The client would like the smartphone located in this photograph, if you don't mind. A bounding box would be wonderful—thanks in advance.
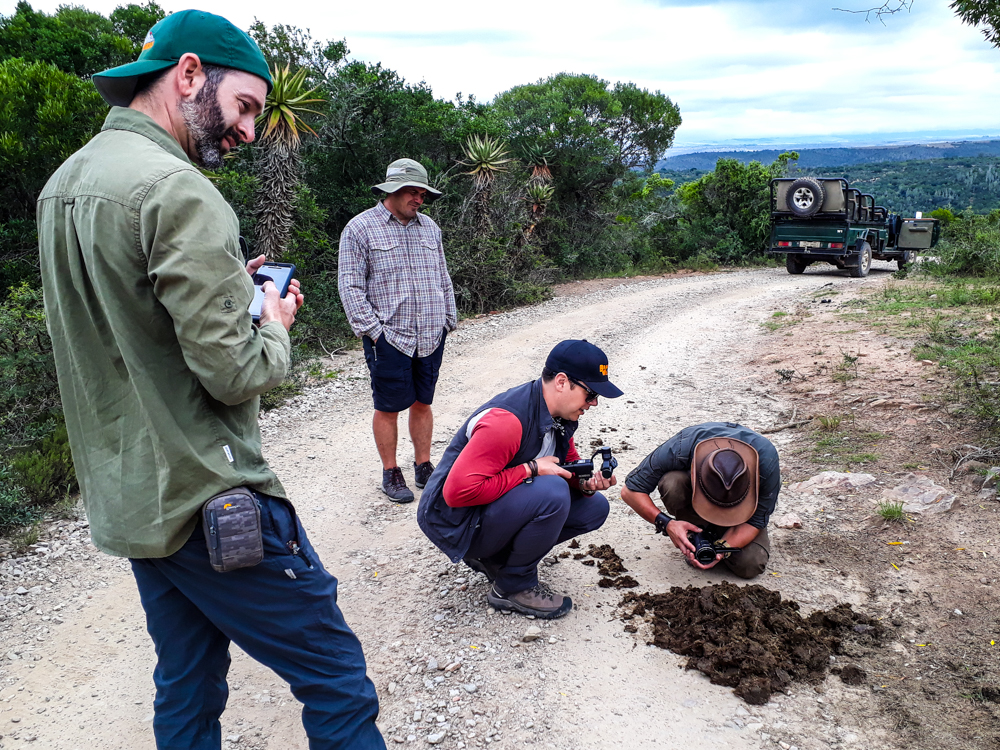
[249,262,296,321]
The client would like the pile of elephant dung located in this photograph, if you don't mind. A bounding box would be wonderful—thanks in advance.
[599,575,638,589]
[562,542,638,588]
[620,582,883,705]
[586,543,628,576]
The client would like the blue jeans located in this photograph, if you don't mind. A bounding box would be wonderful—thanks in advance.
[465,476,610,593]
[130,494,385,750]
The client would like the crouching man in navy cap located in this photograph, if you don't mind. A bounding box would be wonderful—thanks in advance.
[417,340,623,619]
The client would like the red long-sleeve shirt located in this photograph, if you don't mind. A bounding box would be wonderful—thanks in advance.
[442,409,580,508]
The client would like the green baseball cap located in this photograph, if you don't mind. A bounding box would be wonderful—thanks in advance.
[372,158,443,202]
[92,9,272,107]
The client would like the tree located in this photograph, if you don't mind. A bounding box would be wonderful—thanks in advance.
[951,0,1000,47]
[0,57,108,294]
[672,152,799,262]
[110,2,167,57]
[493,73,681,270]
[248,19,346,80]
[0,2,161,77]
[839,1,1000,47]
[252,65,324,259]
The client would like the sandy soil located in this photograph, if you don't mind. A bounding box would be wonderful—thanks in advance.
[0,262,989,750]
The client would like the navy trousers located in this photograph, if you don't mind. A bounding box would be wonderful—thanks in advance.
[465,476,610,593]
[130,494,385,750]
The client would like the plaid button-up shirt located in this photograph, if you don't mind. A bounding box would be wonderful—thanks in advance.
[338,201,458,358]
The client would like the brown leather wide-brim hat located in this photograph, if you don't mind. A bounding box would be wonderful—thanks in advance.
[691,437,759,527]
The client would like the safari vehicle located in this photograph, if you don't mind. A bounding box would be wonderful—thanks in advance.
[768,177,940,277]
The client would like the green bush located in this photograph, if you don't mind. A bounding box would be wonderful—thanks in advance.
[0,282,61,449]
[0,463,42,532]
[922,210,1000,278]
[10,422,76,504]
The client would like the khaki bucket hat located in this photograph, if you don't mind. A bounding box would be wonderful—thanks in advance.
[371,158,443,202]
[690,437,759,527]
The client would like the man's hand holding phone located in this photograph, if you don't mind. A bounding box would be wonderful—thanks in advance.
[245,255,302,331]
[260,277,302,331]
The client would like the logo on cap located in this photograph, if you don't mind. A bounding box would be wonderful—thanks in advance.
[142,31,155,52]
[600,364,608,376]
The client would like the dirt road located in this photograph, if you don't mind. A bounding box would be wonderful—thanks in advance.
[0,266,901,750]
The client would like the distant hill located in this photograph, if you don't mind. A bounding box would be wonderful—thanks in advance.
[657,140,1000,172]
[658,155,1000,216]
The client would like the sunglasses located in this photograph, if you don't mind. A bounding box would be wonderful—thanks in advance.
[568,376,599,403]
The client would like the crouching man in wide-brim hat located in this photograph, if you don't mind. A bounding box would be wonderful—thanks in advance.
[620,422,780,578]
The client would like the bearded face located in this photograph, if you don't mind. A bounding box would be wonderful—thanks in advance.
[178,69,237,170]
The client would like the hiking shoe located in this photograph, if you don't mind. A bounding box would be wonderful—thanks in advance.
[381,467,414,504]
[414,461,435,489]
[487,582,572,620]
[463,556,501,583]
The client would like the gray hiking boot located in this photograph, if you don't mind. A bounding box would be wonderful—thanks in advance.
[414,460,435,489]
[487,581,572,619]
[382,467,414,504]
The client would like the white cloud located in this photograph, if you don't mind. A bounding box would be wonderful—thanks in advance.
[4,0,998,145]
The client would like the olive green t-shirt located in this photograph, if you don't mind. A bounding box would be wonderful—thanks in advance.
[37,107,289,558]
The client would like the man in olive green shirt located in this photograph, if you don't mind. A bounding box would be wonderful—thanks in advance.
[37,11,384,750]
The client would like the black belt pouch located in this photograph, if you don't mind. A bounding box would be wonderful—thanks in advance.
[201,487,264,573]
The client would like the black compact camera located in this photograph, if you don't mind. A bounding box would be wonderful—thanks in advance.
[689,528,742,564]
[559,446,617,481]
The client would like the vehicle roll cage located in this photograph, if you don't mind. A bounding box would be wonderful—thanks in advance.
[770,178,885,224]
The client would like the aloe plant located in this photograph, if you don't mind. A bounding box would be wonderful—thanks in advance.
[253,65,324,259]
[521,143,554,184]
[526,182,554,216]
[460,134,512,235]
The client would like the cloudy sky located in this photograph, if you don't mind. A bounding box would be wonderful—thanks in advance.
[6,0,999,148]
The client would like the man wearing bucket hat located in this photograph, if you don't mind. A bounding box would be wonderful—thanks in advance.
[620,423,780,578]
[417,340,622,618]
[339,159,458,504]
[37,9,384,749]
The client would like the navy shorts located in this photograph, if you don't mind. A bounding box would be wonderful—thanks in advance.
[362,331,446,413]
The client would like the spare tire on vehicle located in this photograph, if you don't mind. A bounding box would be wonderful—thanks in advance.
[787,178,826,218]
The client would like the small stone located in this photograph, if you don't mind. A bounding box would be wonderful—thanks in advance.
[981,578,990,585]
[522,626,542,642]
[388,682,397,695]
[779,742,791,750]
[225,734,242,743]
[12,716,21,723]
[444,662,461,672]
[427,732,446,745]
[15,586,28,595]
[547,637,557,644]
[463,683,478,693]
[774,513,802,530]
[954,609,963,616]
[427,658,439,671]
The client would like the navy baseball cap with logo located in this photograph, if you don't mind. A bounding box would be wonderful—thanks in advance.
[545,340,624,399]
[91,9,273,107]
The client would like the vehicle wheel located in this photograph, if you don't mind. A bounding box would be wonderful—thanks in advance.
[785,254,807,274]
[787,178,826,218]
[897,251,914,270]
[849,241,872,278]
